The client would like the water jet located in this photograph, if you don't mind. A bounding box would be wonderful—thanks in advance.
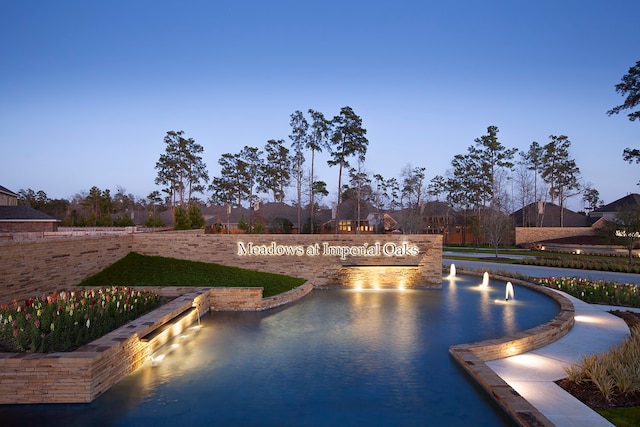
[505,282,514,301]
[479,272,489,288]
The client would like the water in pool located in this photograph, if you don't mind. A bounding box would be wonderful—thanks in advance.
[0,275,559,426]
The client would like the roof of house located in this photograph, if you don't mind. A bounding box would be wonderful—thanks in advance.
[0,185,18,197]
[0,206,58,221]
[592,193,640,213]
[510,201,588,227]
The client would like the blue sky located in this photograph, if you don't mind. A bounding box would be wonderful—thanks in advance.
[2,1,639,211]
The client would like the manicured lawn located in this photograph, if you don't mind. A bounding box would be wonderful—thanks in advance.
[79,252,306,297]
[444,245,640,272]
[598,407,640,427]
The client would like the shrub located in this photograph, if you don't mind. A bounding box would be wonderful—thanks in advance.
[173,206,191,230]
[188,204,205,229]
[563,326,640,400]
[144,216,166,228]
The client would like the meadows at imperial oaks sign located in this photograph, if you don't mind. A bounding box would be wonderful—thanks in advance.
[237,241,420,260]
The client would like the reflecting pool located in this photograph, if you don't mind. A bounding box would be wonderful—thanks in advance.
[0,275,559,426]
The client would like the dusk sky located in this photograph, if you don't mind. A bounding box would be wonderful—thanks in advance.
[2,1,639,211]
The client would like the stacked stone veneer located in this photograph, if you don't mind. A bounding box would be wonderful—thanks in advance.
[0,235,133,305]
[131,233,443,289]
[515,226,594,246]
[449,273,575,427]
[0,232,442,305]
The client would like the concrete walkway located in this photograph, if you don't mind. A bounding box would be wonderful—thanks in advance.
[488,293,638,427]
[445,258,640,426]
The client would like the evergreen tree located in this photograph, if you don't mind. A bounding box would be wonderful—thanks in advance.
[307,109,331,233]
[328,106,368,233]
[540,135,581,226]
[173,205,191,230]
[259,139,291,202]
[289,110,308,233]
[188,204,205,229]
[155,130,209,217]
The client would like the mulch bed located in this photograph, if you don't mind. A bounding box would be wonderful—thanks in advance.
[556,310,640,410]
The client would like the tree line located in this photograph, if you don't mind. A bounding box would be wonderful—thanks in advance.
[17,59,639,235]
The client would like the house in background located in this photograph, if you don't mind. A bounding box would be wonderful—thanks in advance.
[511,201,588,228]
[0,185,18,206]
[0,185,59,234]
[589,193,640,222]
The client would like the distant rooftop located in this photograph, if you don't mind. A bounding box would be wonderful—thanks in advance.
[0,185,18,197]
[0,206,57,221]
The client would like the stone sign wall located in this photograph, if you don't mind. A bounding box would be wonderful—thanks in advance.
[0,232,443,305]
[131,233,443,288]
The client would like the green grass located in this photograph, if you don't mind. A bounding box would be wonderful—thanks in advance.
[598,407,640,427]
[443,245,640,271]
[78,252,306,298]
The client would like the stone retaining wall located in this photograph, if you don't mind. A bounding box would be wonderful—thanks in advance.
[0,235,133,305]
[515,226,594,246]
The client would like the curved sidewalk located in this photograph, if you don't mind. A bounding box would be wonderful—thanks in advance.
[446,259,640,426]
[487,292,637,427]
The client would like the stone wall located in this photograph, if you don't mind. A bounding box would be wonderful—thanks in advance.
[131,233,443,289]
[515,226,594,246]
[206,282,315,311]
[0,232,441,305]
[0,235,133,305]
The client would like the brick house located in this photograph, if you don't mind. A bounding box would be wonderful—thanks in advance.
[0,185,59,233]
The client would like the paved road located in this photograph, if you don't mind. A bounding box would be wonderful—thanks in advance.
[443,257,640,286]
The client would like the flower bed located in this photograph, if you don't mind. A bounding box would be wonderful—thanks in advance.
[533,277,640,308]
[0,287,160,353]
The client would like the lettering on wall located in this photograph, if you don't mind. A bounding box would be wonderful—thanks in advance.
[237,241,420,260]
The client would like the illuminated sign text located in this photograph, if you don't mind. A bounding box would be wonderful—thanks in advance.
[237,241,420,260]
